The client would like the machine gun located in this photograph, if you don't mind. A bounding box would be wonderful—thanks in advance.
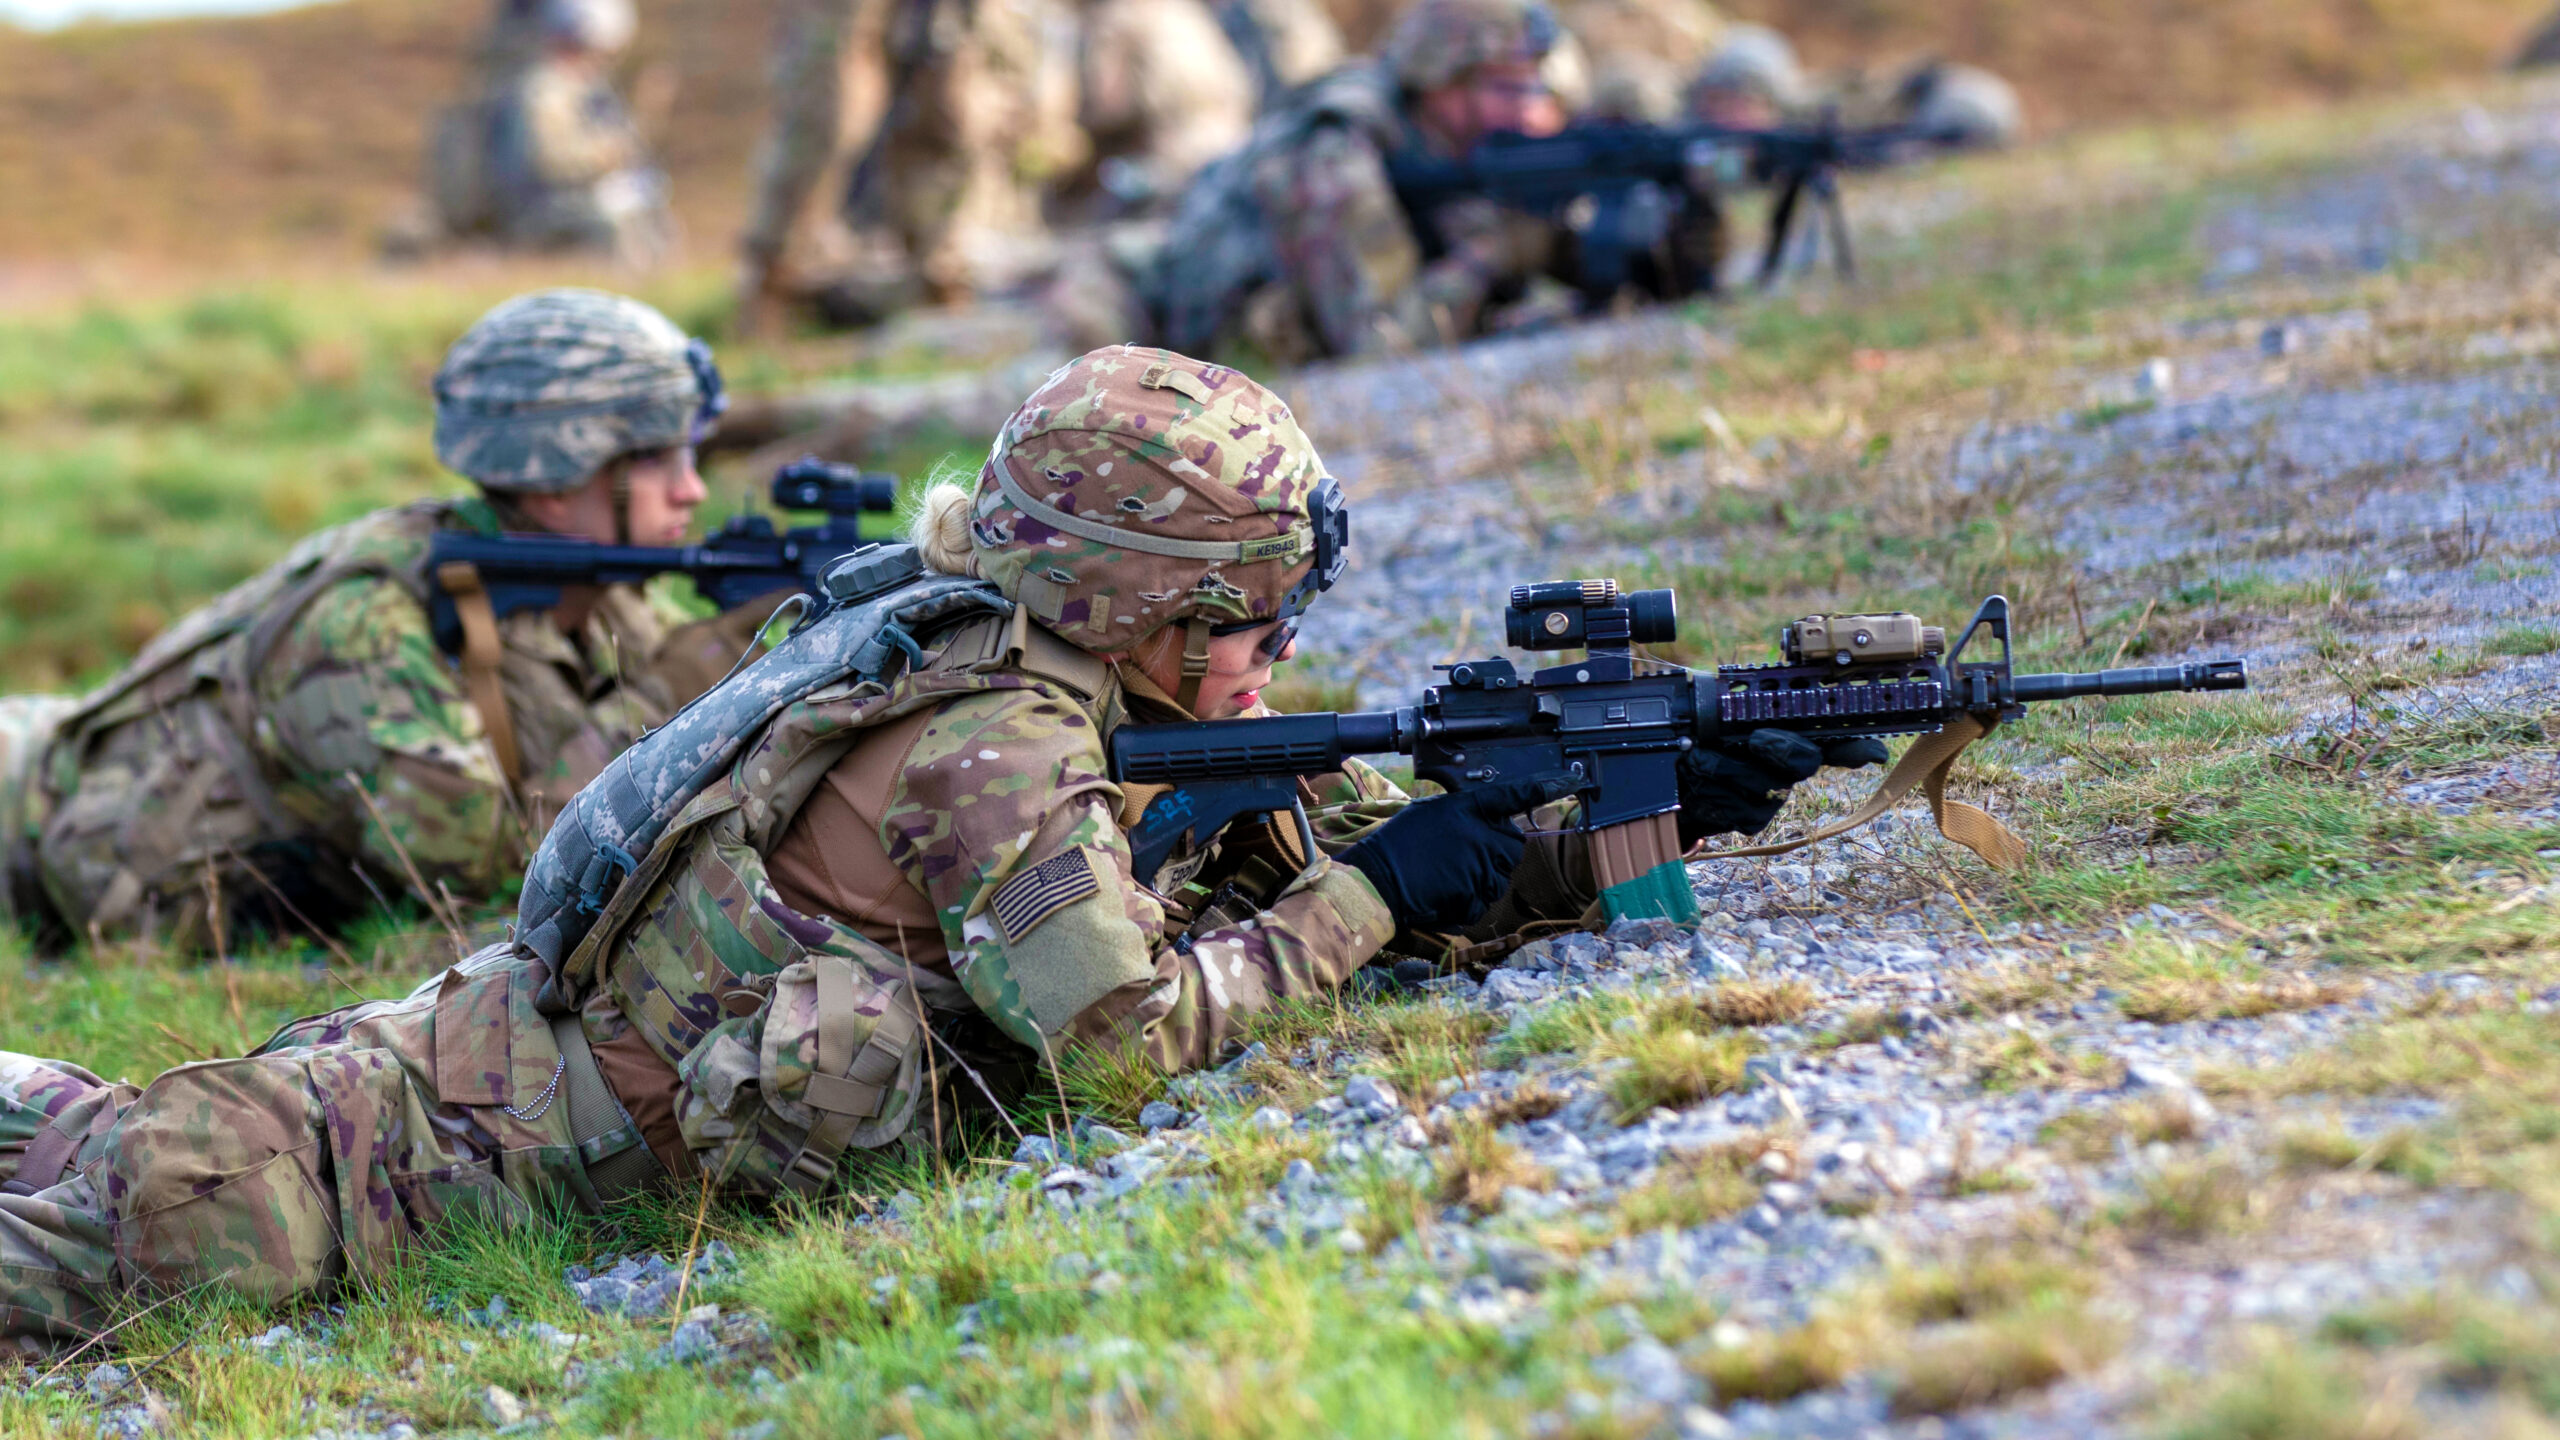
[1109,581,2247,924]
[1385,115,1957,302]
[424,457,899,656]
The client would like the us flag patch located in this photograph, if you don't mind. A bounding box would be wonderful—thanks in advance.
[992,847,1102,943]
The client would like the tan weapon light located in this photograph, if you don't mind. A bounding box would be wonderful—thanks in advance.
[1782,612,1946,666]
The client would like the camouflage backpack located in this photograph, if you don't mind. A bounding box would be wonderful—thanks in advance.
[516,546,1010,986]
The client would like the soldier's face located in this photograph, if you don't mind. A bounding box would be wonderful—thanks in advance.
[523,445,709,546]
[620,445,710,544]
[1133,620,1301,720]
[1420,61,1564,151]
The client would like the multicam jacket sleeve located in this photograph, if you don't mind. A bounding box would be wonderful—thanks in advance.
[880,685,1395,1072]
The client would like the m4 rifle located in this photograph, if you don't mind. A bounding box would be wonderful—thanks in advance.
[425,457,898,656]
[1110,581,2246,924]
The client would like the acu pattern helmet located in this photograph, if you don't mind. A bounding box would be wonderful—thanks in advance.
[1383,0,1562,95]
[1686,22,1806,113]
[432,288,726,494]
[968,345,1347,708]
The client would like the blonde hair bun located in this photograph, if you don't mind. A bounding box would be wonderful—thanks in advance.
[909,480,980,577]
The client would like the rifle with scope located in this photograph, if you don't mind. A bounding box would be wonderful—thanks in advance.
[1109,581,2247,924]
[424,457,899,657]
[1386,114,1962,302]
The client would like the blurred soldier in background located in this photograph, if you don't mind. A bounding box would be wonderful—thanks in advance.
[1213,0,1347,106]
[1880,59,2021,149]
[1683,21,1804,127]
[1684,24,2020,149]
[737,0,1342,335]
[0,291,766,958]
[1552,0,1723,122]
[737,0,1085,332]
[1072,0,1258,219]
[1144,0,1590,364]
[400,0,675,264]
[483,0,676,263]
[2520,6,2560,69]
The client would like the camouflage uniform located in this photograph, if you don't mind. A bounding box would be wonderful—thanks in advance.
[1147,0,1578,363]
[0,947,607,1342]
[0,290,735,955]
[0,347,1399,1340]
[1076,0,1257,213]
[485,61,673,263]
[740,0,1082,317]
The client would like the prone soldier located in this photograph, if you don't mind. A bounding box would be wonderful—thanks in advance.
[0,346,1866,1340]
[1146,0,1596,363]
[407,0,675,264]
[0,290,767,957]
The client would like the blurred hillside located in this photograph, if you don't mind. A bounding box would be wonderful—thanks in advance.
[0,0,775,267]
[0,0,2552,270]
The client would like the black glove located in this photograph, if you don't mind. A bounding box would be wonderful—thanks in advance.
[1676,731,1891,847]
[1338,776,1566,931]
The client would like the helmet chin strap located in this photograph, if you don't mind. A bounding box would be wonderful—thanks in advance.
[1173,615,1215,716]
[608,456,634,545]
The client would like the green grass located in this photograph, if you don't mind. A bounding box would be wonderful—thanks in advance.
[0,277,977,692]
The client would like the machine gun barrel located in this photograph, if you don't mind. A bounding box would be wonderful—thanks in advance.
[2009,659,2248,702]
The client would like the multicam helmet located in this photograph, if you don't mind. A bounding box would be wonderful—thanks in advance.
[968,346,1348,701]
[1383,0,1562,95]
[432,288,726,494]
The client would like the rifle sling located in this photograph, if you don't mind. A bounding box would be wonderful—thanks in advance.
[1690,712,2027,871]
[434,561,524,789]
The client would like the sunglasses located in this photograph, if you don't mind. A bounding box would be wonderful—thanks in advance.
[1208,615,1301,662]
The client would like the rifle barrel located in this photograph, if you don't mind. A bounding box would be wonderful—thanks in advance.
[2011,659,2248,702]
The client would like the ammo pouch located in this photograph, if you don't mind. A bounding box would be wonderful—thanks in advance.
[676,953,925,1197]
[579,782,933,1197]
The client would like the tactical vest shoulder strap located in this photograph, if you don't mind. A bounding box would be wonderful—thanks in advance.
[520,559,1012,1003]
[936,605,1110,700]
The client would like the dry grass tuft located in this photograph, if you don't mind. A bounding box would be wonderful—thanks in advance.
[1887,1301,2124,1417]
[2119,969,2365,1024]
[1607,1027,1759,1122]
[2111,1155,2263,1244]
[1956,964,2071,1018]
[1435,1116,1551,1215]
[1468,1077,1566,1128]
[1685,979,1818,1029]
[2040,1092,2210,1162]
[1877,1250,2098,1326]
[1810,1005,1910,1051]
[2274,1125,2443,1185]
[1697,1317,1865,1406]
[1969,1027,2125,1093]
[1608,1151,1759,1236]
